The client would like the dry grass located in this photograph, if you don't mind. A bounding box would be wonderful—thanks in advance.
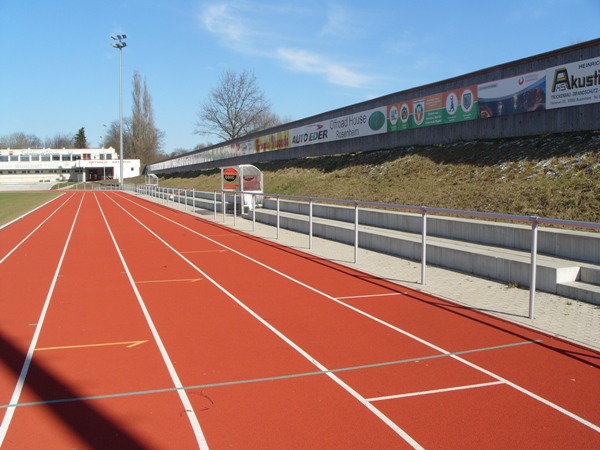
[0,192,62,226]
[143,131,600,224]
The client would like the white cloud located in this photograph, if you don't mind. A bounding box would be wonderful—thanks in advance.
[199,1,377,89]
[200,2,260,53]
[276,47,374,88]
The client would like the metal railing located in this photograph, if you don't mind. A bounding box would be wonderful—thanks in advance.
[135,185,600,320]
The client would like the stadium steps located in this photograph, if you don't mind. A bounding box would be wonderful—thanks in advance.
[250,207,600,305]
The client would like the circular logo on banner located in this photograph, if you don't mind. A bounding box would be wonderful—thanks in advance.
[400,104,409,123]
[223,168,238,182]
[446,92,458,115]
[389,106,398,126]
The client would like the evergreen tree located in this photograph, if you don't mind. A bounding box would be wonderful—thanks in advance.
[73,127,88,148]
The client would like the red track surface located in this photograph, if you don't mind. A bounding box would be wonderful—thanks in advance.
[0,191,598,449]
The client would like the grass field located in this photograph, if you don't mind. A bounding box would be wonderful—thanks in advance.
[0,192,62,226]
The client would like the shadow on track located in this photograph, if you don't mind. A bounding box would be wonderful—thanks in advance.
[0,329,150,449]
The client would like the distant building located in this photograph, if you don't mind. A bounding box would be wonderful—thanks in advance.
[0,147,141,186]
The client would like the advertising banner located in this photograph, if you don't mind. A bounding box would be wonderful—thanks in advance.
[254,130,290,152]
[387,86,478,131]
[477,71,546,118]
[546,56,600,109]
[289,107,388,148]
[221,166,240,191]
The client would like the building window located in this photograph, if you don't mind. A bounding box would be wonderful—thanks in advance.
[62,154,71,161]
[30,154,40,161]
[21,155,30,162]
[9,155,19,161]
[41,155,51,161]
[0,155,8,162]
[52,154,60,161]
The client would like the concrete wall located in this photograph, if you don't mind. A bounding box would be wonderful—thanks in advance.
[150,39,600,174]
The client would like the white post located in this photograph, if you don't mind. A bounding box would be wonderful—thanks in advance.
[222,192,226,222]
[252,193,256,232]
[213,192,217,221]
[309,198,313,250]
[354,202,359,264]
[421,208,427,285]
[276,196,281,240]
[529,220,539,319]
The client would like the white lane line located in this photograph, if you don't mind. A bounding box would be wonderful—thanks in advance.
[94,193,209,450]
[106,193,424,449]
[117,192,600,435]
[0,194,84,447]
[367,381,505,402]
[337,292,405,300]
[0,193,73,265]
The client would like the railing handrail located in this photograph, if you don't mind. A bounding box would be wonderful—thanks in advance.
[135,184,600,320]
[255,191,600,231]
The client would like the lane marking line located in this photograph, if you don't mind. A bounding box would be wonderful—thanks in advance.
[367,381,505,402]
[118,192,600,436]
[0,340,537,411]
[0,193,84,447]
[135,278,203,284]
[0,193,74,265]
[337,292,405,300]
[109,194,424,449]
[95,193,209,450]
[181,249,227,254]
[36,340,148,351]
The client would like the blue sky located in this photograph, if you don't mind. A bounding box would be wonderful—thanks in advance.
[1,0,598,153]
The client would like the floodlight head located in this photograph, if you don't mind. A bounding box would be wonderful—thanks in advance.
[111,34,127,41]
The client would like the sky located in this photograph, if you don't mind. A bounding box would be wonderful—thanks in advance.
[1,0,599,153]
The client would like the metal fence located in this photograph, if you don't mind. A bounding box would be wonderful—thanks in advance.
[135,184,600,320]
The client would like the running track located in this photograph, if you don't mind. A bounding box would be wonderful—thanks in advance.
[0,191,598,449]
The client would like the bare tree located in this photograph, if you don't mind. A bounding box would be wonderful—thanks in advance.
[0,132,42,148]
[103,119,132,155]
[44,133,73,148]
[130,71,164,163]
[195,69,278,141]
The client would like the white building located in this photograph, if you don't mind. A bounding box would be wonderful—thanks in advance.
[0,147,141,186]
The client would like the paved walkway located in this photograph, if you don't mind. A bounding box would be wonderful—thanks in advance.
[142,195,600,352]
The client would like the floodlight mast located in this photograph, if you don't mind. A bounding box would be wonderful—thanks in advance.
[111,34,127,186]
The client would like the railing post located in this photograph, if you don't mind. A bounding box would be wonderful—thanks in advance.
[233,193,237,226]
[276,195,281,240]
[222,192,226,223]
[252,193,256,232]
[309,198,313,250]
[421,207,427,285]
[213,191,217,221]
[354,202,359,264]
[529,218,539,319]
